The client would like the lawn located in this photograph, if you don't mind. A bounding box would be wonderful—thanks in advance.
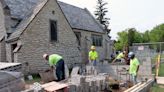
[151,84,164,92]
[151,56,164,92]
[159,63,164,76]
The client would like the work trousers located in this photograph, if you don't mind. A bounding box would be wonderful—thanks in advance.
[55,59,65,81]
[90,60,97,66]
[131,74,137,85]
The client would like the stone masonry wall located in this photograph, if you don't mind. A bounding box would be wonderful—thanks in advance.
[15,0,81,73]
[73,29,111,63]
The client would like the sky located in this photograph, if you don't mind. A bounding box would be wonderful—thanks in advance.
[59,0,164,40]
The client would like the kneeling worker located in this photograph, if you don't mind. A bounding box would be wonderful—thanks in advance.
[43,54,65,81]
[112,51,125,63]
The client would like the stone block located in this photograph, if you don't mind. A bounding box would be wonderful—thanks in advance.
[68,85,76,92]
[65,65,69,79]
[76,85,82,92]
[80,77,86,84]
[71,66,80,77]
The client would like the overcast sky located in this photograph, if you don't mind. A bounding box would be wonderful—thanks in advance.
[59,0,164,40]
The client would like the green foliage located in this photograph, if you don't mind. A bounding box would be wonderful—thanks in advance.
[142,30,150,43]
[149,24,164,42]
[115,30,128,50]
[114,23,164,50]
[115,28,144,50]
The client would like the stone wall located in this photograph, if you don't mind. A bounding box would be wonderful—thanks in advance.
[73,29,111,63]
[9,0,81,73]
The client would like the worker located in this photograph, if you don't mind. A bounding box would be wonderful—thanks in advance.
[112,51,125,63]
[89,46,98,66]
[43,54,65,81]
[128,52,140,85]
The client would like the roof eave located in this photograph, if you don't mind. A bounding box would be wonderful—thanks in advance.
[72,28,105,34]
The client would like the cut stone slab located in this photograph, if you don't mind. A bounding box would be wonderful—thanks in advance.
[156,77,164,84]
[65,65,69,79]
[71,66,80,77]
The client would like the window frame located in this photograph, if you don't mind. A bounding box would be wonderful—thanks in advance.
[74,32,81,46]
[49,20,58,42]
[91,34,103,47]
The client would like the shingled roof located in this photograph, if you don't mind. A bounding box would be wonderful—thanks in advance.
[3,0,43,19]
[7,0,105,42]
[7,0,48,42]
[58,1,104,33]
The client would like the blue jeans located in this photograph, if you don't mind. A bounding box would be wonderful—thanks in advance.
[55,59,65,81]
[90,60,97,66]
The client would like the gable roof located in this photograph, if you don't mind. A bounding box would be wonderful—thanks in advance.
[3,0,44,19]
[6,0,48,42]
[58,1,104,33]
[6,0,105,42]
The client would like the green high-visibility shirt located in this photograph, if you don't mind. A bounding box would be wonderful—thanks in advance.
[89,51,98,60]
[116,52,124,59]
[48,54,62,66]
[129,58,140,76]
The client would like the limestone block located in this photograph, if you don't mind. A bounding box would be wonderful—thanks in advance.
[80,77,86,84]
[68,85,76,92]
[71,66,80,77]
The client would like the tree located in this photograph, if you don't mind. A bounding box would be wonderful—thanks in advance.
[115,28,144,50]
[142,30,150,43]
[115,30,128,51]
[128,28,135,46]
[94,0,110,34]
[149,24,164,42]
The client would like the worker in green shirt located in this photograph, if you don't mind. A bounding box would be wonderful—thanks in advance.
[43,54,65,81]
[112,51,125,63]
[89,46,98,66]
[128,52,140,85]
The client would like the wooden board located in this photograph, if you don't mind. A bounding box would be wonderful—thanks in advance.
[156,77,164,84]
[42,81,68,92]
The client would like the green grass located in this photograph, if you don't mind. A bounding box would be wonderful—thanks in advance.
[152,62,164,77]
[159,63,164,76]
[151,84,164,92]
